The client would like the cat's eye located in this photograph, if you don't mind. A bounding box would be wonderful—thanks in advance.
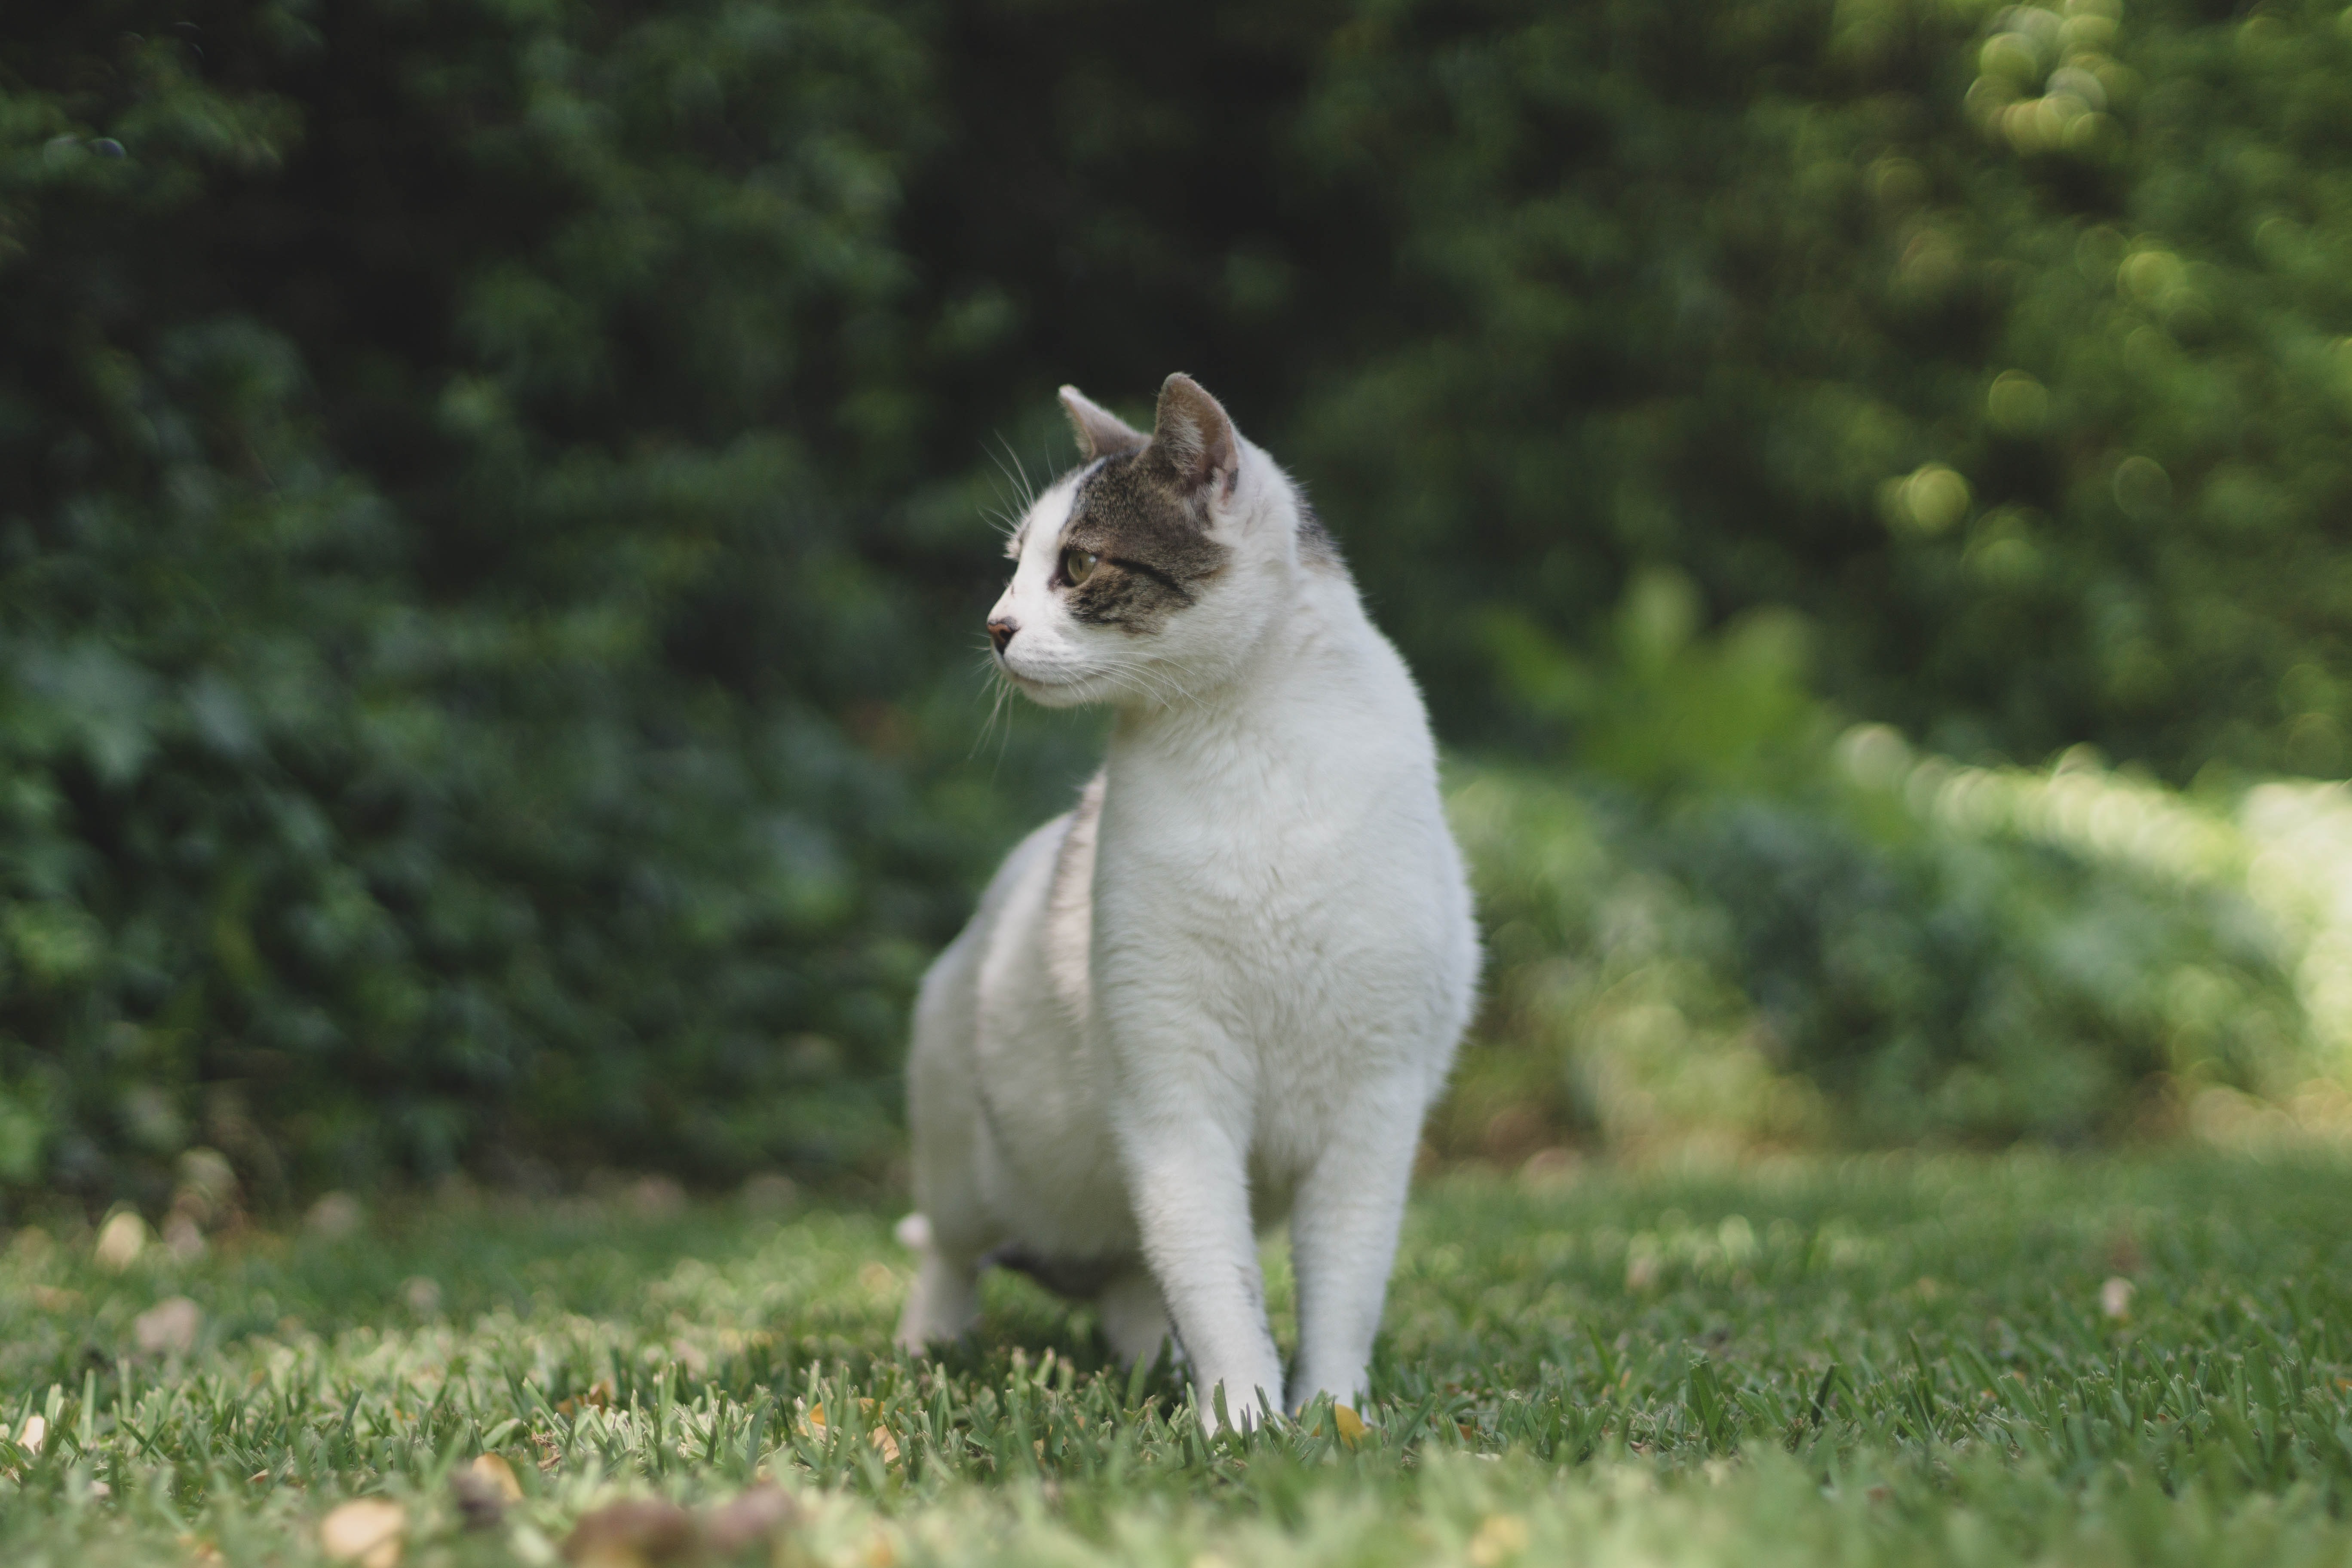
[1060,548,1100,585]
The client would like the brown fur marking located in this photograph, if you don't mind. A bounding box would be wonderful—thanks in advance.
[1058,451,1233,634]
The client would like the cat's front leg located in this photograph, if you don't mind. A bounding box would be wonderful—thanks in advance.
[1283,1077,1427,1413]
[1115,1102,1285,1431]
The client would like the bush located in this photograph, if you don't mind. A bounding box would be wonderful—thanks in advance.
[7,0,2352,1201]
[915,0,2352,775]
[0,0,1090,1205]
[1442,576,2352,1159]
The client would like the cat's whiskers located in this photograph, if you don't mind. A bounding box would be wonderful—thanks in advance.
[967,645,1021,764]
[1094,651,1197,711]
[1102,662,1186,710]
[985,436,1042,537]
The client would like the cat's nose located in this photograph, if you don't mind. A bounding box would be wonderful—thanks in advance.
[988,617,1018,654]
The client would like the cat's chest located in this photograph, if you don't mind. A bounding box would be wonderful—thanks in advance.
[1101,741,1382,903]
[1091,718,1443,978]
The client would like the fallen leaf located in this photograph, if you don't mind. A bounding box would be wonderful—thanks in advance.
[561,1497,699,1568]
[319,1499,407,1568]
[868,1426,899,1464]
[452,1453,523,1529]
[701,1483,795,1555]
[470,1453,524,1501]
[2101,1276,2136,1320]
[558,1380,615,1418]
[136,1296,203,1355]
[20,1414,46,1453]
[1468,1513,1528,1567]
[94,1211,147,1272]
[1333,1405,1368,1448]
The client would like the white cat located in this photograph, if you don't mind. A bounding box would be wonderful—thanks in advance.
[894,374,1479,1429]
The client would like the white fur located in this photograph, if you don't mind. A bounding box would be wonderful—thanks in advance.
[896,382,1479,1430]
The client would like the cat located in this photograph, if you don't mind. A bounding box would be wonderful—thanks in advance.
[893,374,1480,1429]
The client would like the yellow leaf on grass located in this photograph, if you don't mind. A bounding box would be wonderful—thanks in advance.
[561,1497,697,1568]
[319,1499,406,1568]
[1469,1513,1529,1567]
[1334,1405,1368,1448]
[556,1379,614,1418]
[804,1398,877,1439]
[469,1453,523,1502]
[94,1211,147,1272]
[452,1453,521,1532]
[868,1427,899,1463]
[702,1484,796,1554]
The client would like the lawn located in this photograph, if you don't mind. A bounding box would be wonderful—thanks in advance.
[4,1152,2351,1566]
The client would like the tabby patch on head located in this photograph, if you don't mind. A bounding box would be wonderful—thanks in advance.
[1055,453,1232,635]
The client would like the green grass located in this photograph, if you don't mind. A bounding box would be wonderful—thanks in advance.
[5,1153,2352,1565]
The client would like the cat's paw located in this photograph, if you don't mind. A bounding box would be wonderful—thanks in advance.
[1196,1379,1282,1435]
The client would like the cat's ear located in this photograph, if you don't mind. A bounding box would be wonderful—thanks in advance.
[1150,373,1239,497]
[1059,385,1147,460]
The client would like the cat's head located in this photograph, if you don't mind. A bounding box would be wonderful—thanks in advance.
[987,374,1330,708]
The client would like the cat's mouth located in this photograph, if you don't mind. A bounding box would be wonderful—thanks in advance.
[997,653,1078,687]
[999,661,1104,709]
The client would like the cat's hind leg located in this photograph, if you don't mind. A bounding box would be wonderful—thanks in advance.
[894,1213,982,1350]
[897,913,994,1353]
[1095,1266,1172,1369]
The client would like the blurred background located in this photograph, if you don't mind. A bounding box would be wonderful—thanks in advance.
[3,0,2350,1215]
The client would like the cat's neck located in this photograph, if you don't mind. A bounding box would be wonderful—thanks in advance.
[1106,566,1392,756]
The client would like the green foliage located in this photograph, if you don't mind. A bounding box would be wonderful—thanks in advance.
[1450,579,2352,1154]
[1482,569,1833,798]
[4,1158,2352,1562]
[926,0,2352,772]
[0,0,1076,1203]
[1285,0,2352,769]
[7,0,2352,1199]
